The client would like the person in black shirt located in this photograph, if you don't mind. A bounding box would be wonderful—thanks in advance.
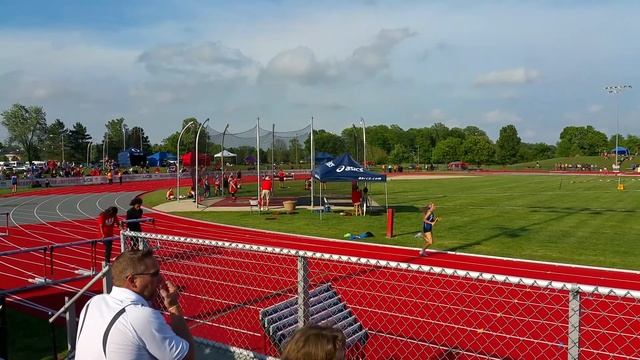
[126,197,144,249]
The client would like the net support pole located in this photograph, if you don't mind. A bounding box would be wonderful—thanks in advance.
[310,117,315,209]
[567,285,580,360]
[257,117,261,212]
[297,256,310,327]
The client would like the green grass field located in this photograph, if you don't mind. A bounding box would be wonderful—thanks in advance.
[145,174,640,270]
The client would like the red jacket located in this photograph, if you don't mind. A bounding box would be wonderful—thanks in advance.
[261,178,273,191]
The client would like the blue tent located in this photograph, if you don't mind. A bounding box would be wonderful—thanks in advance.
[311,153,387,216]
[313,153,386,182]
[611,146,630,156]
[118,148,146,167]
[147,152,177,167]
[315,151,334,164]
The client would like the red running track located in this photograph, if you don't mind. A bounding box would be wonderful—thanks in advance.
[1,179,639,359]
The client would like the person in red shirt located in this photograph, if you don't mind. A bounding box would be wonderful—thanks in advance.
[351,186,362,216]
[229,176,238,200]
[260,176,273,210]
[98,206,120,238]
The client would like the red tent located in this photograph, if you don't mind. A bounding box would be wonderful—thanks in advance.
[181,152,212,167]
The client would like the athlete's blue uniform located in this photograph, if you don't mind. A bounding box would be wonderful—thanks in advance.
[423,212,435,233]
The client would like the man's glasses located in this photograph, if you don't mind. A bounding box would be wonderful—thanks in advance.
[131,269,161,278]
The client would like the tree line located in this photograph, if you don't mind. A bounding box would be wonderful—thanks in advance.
[2,103,639,166]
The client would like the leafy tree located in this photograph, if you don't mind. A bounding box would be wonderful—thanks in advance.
[448,127,466,140]
[389,144,411,164]
[67,122,92,163]
[462,135,495,166]
[366,125,393,153]
[429,122,450,144]
[463,126,488,138]
[366,144,388,165]
[289,138,304,164]
[1,103,47,163]
[43,119,67,161]
[556,126,607,157]
[304,130,345,156]
[127,126,151,154]
[496,125,521,164]
[431,137,463,164]
[518,143,556,162]
[341,126,361,162]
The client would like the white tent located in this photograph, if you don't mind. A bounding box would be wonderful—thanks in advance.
[214,150,237,158]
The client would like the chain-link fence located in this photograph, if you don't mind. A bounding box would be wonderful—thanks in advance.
[122,231,640,360]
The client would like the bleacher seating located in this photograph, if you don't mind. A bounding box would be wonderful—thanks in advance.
[259,283,368,351]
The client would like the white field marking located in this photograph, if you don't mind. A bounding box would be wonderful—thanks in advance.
[388,175,476,180]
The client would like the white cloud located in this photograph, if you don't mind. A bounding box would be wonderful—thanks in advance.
[588,104,603,113]
[260,28,415,86]
[138,42,260,82]
[474,67,540,86]
[482,110,523,124]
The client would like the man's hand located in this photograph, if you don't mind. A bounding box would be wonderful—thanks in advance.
[160,281,180,309]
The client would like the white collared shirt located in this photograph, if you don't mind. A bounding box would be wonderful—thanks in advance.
[75,286,189,360]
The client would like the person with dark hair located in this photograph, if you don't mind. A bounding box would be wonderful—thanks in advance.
[98,206,120,239]
[419,203,439,257]
[75,249,194,359]
[126,197,144,249]
[281,325,346,360]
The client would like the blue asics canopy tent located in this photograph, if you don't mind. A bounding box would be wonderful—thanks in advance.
[611,146,630,156]
[312,153,388,215]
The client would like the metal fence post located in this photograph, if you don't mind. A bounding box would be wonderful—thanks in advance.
[568,284,580,360]
[297,256,310,328]
[102,239,113,294]
[65,296,77,358]
[0,296,7,359]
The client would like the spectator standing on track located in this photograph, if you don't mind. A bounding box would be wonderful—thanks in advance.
[260,175,272,210]
[213,175,221,196]
[419,203,439,257]
[278,169,286,189]
[118,169,123,185]
[98,206,120,239]
[10,173,17,194]
[75,249,194,360]
[281,325,346,360]
[107,170,113,185]
[126,197,144,249]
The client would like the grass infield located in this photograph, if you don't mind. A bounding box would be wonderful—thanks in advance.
[145,173,640,271]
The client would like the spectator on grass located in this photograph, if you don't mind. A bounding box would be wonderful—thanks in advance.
[75,249,194,359]
[98,206,120,239]
[166,188,175,200]
[281,325,346,360]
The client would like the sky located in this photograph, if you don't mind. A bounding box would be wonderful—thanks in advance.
[1,0,639,145]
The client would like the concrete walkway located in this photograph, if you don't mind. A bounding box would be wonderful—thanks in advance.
[153,196,379,213]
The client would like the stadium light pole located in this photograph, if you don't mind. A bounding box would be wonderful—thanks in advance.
[176,121,195,203]
[122,124,126,151]
[359,117,367,168]
[604,85,632,172]
[86,142,92,166]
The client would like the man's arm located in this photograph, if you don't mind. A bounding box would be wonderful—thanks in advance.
[162,281,195,360]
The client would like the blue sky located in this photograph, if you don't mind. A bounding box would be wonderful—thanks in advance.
[1,0,639,145]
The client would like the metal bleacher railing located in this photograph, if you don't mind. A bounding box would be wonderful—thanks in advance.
[120,231,640,360]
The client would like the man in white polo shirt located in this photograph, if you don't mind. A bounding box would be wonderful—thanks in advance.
[75,249,194,359]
